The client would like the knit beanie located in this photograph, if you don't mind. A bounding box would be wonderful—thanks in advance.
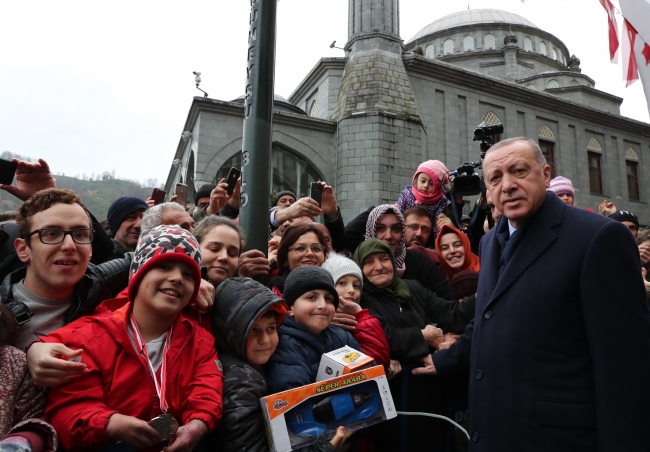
[321,253,363,288]
[412,160,449,186]
[449,269,479,300]
[283,266,339,309]
[548,176,574,198]
[194,184,216,205]
[275,190,296,205]
[609,210,639,229]
[107,197,149,237]
[128,225,202,306]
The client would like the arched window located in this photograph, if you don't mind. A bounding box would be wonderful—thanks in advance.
[215,145,323,200]
[523,37,533,52]
[538,125,555,140]
[570,79,579,86]
[463,36,474,51]
[443,39,454,55]
[626,147,640,200]
[547,79,560,89]
[539,41,547,56]
[309,100,319,118]
[482,111,501,125]
[425,44,435,59]
[626,147,639,160]
[587,137,603,195]
[484,34,496,50]
[552,47,558,60]
[587,137,602,152]
[561,53,566,65]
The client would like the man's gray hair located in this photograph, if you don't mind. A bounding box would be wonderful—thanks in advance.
[141,202,187,232]
[487,137,547,171]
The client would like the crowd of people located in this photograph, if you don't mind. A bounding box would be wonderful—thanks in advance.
[0,136,648,452]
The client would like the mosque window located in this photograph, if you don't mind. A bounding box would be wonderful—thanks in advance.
[539,41,547,56]
[524,37,533,52]
[570,79,579,86]
[425,44,435,59]
[527,84,536,90]
[538,125,555,140]
[482,111,501,125]
[561,53,566,65]
[484,34,496,50]
[626,147,639,160]
[463,36,474,51]
[309,100,319,118]
[552,47,558,60]
[588,152,603,195]
[627,161,640,201]
[547,80,560,89]
[215,145,323,200]
[443,39,454,55]
[587,137,602,152]
[539,140,556,179]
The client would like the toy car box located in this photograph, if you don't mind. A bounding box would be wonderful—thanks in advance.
[315,345,374,382]
[260,365,396,452]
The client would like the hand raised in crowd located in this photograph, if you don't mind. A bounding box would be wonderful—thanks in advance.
[421,324,444,349]
[436,213,453,231]
[145,197,156,207]
[411,354,438,376]
[0,158,56,201]
[206,178,232,215]
[275,197,322,224]
[599,199,616,216]
[106,413,162,449]
[331,297,362,332]
[320,181,339,220]
[639,245,650,267]
[268,237,281,268]
[26,342,88,387]
[165,419,209,452]
[642,268,650,297]
[169,194,190,211]
[386,359,402,380]
[238,249,271,278]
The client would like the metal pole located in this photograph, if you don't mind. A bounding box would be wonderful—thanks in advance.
[239,0,277,267]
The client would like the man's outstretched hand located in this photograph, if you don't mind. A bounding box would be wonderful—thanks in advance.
[0,158,56,201]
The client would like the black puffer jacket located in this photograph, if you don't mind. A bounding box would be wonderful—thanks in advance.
[209,277,336,452]
[1,257,130,327]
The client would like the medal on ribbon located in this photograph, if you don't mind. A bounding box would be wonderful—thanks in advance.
[130,314,179,439]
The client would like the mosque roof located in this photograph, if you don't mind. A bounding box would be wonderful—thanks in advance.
[407,9,539,43]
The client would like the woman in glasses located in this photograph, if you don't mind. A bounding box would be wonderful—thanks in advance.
[267,224,328,297]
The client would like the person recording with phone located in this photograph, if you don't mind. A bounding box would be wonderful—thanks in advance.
[191,173,241,224]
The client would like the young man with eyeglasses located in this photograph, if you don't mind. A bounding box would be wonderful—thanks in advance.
[2,189,99,352]
[403,207,434,248]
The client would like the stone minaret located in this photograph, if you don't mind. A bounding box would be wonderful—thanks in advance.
[333,0,424,222]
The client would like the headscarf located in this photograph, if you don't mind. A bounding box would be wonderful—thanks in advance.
[365,205,406,276]
[435,224,480,279]
[353,239,410,307]
[411,160,449,205]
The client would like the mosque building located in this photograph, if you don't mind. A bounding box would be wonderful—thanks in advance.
[164,1,650,223]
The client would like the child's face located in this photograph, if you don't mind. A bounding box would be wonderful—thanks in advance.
[290,289,335,335]
[558,193,574,206]
[335,275,361,304]
[246,312,279,367]
[134,261,196,317]
[415,172,434,194]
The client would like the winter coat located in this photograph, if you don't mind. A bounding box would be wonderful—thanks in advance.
[266,315,362,394]
[349,309,390,368]
[396,185,448,238]
[360,279,475,362]
[44,302,223,451]
[0,345,57,452]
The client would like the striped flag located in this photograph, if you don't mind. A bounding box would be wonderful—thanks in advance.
[599,0,620,63]
[619,0,650,115]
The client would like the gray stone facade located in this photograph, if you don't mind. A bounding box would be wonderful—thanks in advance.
[164,3,650,225]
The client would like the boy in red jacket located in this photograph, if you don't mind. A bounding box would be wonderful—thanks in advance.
[45,225,223,452]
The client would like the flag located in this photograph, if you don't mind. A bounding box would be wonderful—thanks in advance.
[619,0,650,115]
[618,0,650,44]
[622,19,639,86]
[599,0,619,63]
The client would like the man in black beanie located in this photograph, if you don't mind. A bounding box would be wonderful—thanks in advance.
[106,196,149,259]
[609,210,640,238]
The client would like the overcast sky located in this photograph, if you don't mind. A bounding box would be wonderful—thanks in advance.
[1,0,647,185]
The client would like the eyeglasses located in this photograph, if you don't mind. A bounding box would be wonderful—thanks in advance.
[406,224,432,234]
[289,244,325,255]
[26,228,94,245]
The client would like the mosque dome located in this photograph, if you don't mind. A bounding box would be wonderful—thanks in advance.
[407,9,539,43]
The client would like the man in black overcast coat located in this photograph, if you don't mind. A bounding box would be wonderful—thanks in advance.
[429,137,650,451]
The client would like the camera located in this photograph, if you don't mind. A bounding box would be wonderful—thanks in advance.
[449,161,482,196]
[473,122,504,141]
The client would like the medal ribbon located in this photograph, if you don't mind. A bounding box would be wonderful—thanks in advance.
[129,313,173,413]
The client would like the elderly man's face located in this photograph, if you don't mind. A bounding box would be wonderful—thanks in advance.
[162,209,195,233]
[483,141,551,228]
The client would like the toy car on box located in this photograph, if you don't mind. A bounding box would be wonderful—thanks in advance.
[260,366,396,452]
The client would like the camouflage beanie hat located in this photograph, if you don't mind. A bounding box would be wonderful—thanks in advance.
[128,224,202,305]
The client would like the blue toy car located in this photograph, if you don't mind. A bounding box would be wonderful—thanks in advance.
[286,381,382,439]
